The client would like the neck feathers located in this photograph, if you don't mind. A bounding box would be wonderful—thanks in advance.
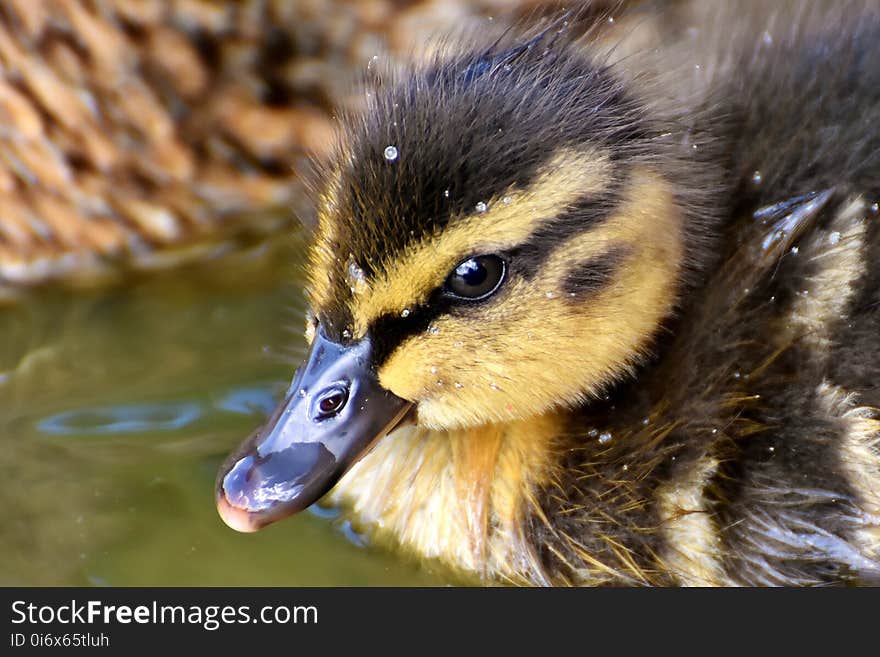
[328,413,564,583]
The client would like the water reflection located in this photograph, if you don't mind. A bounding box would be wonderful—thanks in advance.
[39,402,203,436]
[37,382,280,437]
[0,235,442,586]
[214,384,279,417]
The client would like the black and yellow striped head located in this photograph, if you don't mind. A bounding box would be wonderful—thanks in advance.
[308,39,702,430]
[216,30,724,533]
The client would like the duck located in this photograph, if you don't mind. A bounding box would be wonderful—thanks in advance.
[215,0,880,586]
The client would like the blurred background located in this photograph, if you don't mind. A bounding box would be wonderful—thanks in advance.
[0,0,637,585]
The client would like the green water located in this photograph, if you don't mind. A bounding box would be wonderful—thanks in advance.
[0,231,444,586]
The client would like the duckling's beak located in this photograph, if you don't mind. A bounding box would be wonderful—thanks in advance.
[215,329,413,532]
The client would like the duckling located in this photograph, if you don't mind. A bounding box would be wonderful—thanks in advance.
[216,1,880,586]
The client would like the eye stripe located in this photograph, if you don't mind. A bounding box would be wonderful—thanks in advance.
[505,173,625,279]
[562,246,632,303]
[356,184,627,358]
[368,289,451,367]
[366,244,631,364]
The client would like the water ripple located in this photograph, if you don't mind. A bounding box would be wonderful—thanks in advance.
[214,385,278,416]
[35,382,282,438]
[38,402,202,436]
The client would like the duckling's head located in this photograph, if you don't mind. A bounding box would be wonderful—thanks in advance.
[217,32,722,532]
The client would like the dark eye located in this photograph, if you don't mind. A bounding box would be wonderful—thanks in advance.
[444,255,506,300]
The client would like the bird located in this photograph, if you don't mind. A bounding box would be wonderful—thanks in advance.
[215,0,880,586]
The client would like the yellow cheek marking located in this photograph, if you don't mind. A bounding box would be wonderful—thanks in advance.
[380,167,683,430]
[347,147,612,336]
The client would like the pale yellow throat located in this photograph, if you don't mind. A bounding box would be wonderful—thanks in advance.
[327,412,563,583]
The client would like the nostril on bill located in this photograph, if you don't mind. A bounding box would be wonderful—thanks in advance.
[312,384,349,420]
